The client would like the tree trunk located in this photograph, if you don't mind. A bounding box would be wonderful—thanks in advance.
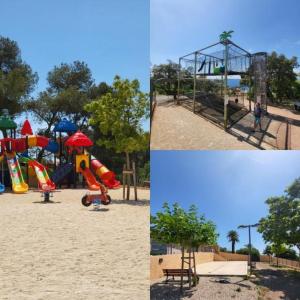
[126,152,131,200]
[180,246,184,292]
[232,242,235,254]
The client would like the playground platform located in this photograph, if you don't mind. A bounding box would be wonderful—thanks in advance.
[196,261,248,277]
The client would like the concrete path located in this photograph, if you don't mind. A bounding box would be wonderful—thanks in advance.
[151,96,300,150]
[196,261,248,276]
[151,101,256,150]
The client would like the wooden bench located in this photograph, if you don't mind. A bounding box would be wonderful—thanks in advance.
[163,268,196,283]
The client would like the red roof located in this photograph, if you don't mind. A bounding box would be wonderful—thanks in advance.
[21,120,33,135]
[64,131,93,147]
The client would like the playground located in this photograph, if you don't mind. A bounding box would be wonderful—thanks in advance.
[0,111,120,200]
[0,188,150,300]
[151,36,300,150]
[151,96,300,150]
[0,111,150,299]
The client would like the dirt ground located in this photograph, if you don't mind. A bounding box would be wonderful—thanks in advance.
[150,263,300,300]
[151,96,300,150]
[253,263,300,300]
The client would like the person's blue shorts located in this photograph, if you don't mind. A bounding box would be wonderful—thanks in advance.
[255,116,261,124]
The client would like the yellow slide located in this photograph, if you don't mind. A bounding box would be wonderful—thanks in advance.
[6,152,29,193]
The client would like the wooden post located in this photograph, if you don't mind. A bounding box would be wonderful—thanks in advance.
[132,162,137,201]
[180,246,184,292]
[122,164,126,200]
[122,161,138,201]
[188,248,192,288]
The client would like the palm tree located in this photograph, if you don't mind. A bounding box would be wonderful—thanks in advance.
[227,230,239,253]
[219,30,234,42]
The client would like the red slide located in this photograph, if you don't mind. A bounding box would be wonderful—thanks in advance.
[80,168,101,191]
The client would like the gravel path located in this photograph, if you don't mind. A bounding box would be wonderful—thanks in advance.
[150,263,300,300]
[151,276,258,300]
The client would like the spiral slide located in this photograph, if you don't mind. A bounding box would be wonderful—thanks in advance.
[19,156,55,191]
[6,153,29,193]
[80,167,101,191]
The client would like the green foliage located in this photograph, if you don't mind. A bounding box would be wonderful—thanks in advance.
[263,245,273,256]
[278,247,299,260]
[267,52,299,102]
[151,202,218,249]
[219,30,234,42]
[26,60,96,126]
[258,177,300,258]
[151,60,179,99]
[227,230,239,253]
[236,245,260,261]
[0,36,38,115]
[85,75,150,155]
[219,247,228,252]
[137,161,150,185]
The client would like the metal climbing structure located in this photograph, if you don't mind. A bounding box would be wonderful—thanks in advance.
[177,39,267,129]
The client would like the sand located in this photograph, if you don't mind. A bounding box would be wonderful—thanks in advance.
[0,188,150,300]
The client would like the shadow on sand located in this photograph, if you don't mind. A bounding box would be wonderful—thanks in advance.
[32,200,61,204]
[110,199,149,207]
[150,281,194,300]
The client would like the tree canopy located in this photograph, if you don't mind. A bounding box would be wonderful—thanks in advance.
[227,230,239,253]
[236,245,260,262]
[258,177,300,259]
[151,202,218,249]
[0,36,38,115]
[267,52,299,102]
[85,75,150,158]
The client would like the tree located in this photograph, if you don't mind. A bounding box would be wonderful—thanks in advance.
[0,36,38,115]
[278,247,298,260]
[25,61,107,160]
[267,52,298,102]
[26,61,96,132]
[151,203,218,289]
[85,75,150,170]
[263,245,273,256]
[151,60,179,99]
[258,196,291,257]
[219,30,234,42]
[236,245,260,262]
[285,178,300,259]
[227,230,239,253]
[258,177,300,262]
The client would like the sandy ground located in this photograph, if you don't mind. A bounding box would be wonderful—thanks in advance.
[0,188,150,300]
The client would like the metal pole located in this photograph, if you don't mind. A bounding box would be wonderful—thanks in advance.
[224,41,229,129]
[248,226,252,269]
[177,58,181,105]
[193,52,197,113]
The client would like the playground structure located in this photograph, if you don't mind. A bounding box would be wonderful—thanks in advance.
[0,110,120,196]
[177,39,267,129]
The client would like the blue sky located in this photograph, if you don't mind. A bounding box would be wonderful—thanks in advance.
[0,0,150,131]
[151,150,300,253]
[151,0,300,68]
[1,0,149,93]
